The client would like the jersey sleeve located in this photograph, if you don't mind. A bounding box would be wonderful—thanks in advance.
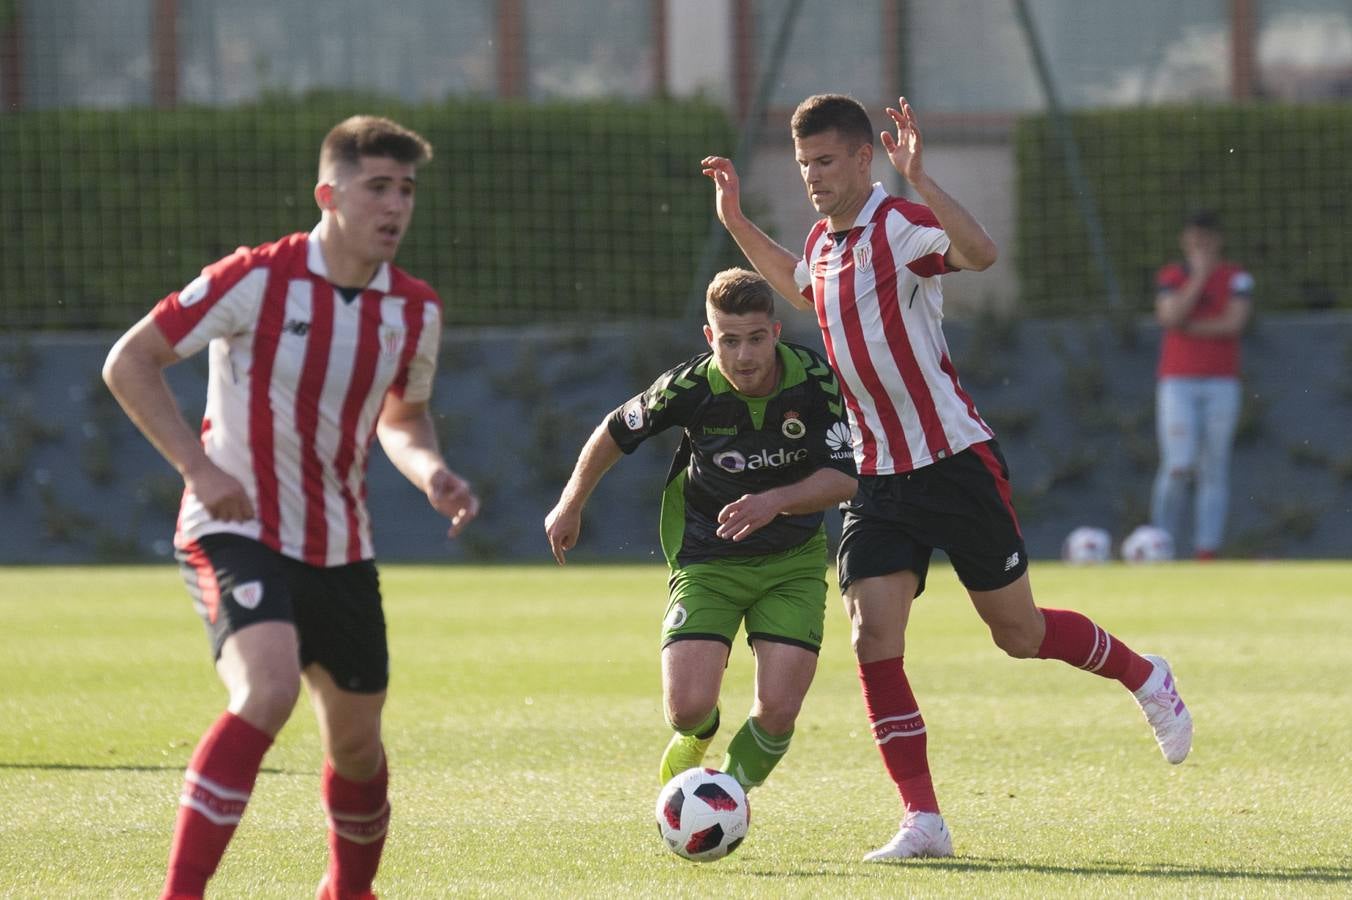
[391,296,442,404]
[886,202,952,277]
[151,247,267,357]
[605,360,701,454]
[1228,268,1255,298]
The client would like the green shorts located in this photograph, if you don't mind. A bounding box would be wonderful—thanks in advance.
[662,531,828,654]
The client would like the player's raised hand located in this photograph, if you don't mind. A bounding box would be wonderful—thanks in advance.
[701,156,744,226]
[716,492,780,542]
[427,468,480,538]
[881,96,925,186]
[185,460,255,523]
[544,503,582,565]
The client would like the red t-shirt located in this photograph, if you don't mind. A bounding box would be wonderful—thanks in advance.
[1155,261,1253,378]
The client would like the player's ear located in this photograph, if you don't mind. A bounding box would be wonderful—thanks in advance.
[314,182,336,212]
[703,324,715,348]
[772,320,782,341]
[857,141,873,169]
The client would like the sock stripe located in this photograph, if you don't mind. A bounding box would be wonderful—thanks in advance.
[746,720,791,755]
[327,801,391,845]
[872,712,922,727]
[876,726,927,745]
[180,769,251,825]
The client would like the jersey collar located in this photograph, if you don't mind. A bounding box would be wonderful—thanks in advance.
[705,342,808,397]
[306,225,392,293]
[850,183,888,230]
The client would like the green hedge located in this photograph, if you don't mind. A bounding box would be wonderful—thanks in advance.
[0,94,736,328]
[1015,104,1351,315]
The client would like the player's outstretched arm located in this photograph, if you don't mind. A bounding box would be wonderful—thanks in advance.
[880,97,997,272]
[103,315,255,522]
[376,396,480,538]
[715,468,857,542]
[545,423,625,564]
[701,156,812,311]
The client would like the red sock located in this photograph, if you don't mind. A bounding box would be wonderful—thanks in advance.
[162,712,273,899]
[858,657,939,814]
[1036,607,1154,692]
[321,753,390,898]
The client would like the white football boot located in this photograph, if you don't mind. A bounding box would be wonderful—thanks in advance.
[1134,654,1193,764]
[862,810,953,861]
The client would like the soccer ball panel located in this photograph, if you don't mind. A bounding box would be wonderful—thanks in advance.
[655,767,750,862]
[1121,525,1175,563]
[1062,526,1112,563]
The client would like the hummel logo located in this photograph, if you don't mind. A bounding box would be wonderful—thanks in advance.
[1004,552,1021,571]
[283,319,311,336]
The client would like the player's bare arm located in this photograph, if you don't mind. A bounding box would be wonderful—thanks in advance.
[700,156,810,311]
[881,97,997,272]
[715,468,857,543]
[103,315,255,522]
[545,423,625,564]
[376,395,480,537]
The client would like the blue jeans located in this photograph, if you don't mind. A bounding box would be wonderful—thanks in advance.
[1150,377,1241,555]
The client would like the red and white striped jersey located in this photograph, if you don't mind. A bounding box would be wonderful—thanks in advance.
[793,183,993,476]
[152,229,443,566]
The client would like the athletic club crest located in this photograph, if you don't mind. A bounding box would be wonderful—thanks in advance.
[379,326,403,358]
[853,243,872,272]
[232,581,264,610]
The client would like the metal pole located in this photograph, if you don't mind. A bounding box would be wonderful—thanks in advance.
[1011,0,1122,309]
[686,0,806,319]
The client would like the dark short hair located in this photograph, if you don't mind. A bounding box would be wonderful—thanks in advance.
[706,268,774,318]
[319,115,433,181]
[1185,208,1222,232]
[791,94,874,150]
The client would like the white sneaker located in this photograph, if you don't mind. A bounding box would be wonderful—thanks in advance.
[862,810,953,861]
[1134,654,1193,764]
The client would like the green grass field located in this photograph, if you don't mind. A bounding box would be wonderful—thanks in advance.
[2,562,1350,898]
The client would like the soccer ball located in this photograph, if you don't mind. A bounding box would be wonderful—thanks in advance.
[654,767,750,862]
[1121,525,1175,563]
[1061,526,1112,564]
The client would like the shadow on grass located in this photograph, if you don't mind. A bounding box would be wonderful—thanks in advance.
[739,857,1351,886]
[0,763,301,775]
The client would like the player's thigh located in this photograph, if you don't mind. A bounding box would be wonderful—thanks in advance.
[742,533,829,653]
[661,640,730,719]
[1198,379,1241,456]
[841,571,918,662]
[304,662,386,779]
[289,558,389,695]
[838,475,934,600]
[176,532,299,664]
[663,563,750,650]
[928,442,1029,595]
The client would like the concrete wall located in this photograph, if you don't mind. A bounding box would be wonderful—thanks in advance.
[2,314,1349,566]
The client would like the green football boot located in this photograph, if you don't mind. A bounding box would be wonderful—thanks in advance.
[659,730,716,784]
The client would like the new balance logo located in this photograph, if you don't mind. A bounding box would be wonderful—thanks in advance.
[283,319,311,336]
[1004,552,1021,571]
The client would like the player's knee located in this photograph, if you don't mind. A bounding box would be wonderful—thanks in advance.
[849,618,899,661]
[753,699,802,735]
[230,678,300,733]
[989,621,1041,659]
[666,698,717,733]
[326,731,383,778]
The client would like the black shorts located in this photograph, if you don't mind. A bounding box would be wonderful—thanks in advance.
[837,440,1028,597]
[175,533,388,693]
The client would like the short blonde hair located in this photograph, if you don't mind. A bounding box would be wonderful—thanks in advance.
[706,268,774,319]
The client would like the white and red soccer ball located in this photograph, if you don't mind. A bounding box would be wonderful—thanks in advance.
[1061,526,1112,564]
[655,767,749,862]
[1121,524,1175,563]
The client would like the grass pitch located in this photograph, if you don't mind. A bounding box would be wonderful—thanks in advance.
[2,562,1350,898]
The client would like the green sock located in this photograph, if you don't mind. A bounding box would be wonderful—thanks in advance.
[721,717,792,791]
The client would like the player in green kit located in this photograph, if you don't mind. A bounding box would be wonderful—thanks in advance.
[546,268,857,791]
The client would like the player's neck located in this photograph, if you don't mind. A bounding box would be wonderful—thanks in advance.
[826,192,870,234]
[316,221,380,289]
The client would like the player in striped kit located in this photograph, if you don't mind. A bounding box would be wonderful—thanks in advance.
[104,116,479,899]
[702,94,1192,860]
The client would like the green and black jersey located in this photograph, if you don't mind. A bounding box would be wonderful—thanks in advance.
[606,341,856,568]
